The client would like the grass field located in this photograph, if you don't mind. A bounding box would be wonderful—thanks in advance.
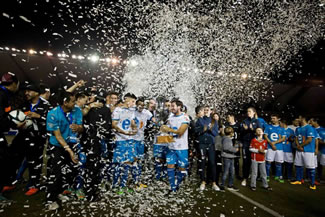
[1,170,325,217]
[1,135,324,217]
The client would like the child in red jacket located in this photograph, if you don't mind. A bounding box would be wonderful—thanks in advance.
[249,128,272,191]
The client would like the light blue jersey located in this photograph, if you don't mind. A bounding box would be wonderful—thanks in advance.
[296,124,316,153]
[283,127,295,153]
[264,125,284,150]
[315,127,325,154]
[46,106,82,147]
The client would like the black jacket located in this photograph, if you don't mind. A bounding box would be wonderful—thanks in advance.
[21,97,51,138]
[0,87,14,134]
[82,106,112,154]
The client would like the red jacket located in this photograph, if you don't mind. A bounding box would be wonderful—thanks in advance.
[250,137,267,162]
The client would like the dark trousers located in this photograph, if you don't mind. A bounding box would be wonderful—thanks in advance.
[234,157,240,178]
[199,143,216,182]
[242,143,251,179]
[84,152,102,201]
[215,150,222,184]
[7,132,45,188]
[46,145,78,203]
[0,135,11,190]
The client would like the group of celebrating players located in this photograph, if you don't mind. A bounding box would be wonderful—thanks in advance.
[0,72,324,211]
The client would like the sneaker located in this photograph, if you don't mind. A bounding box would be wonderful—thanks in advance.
[62,188,74,195]
[75,189,85,200]
[263,186,273,191]
[2,185,15,193]
[165,189,177,197]
[309,185,316,190]
[301,179,305,184]
[199,183,206,191]
[290,181,302,185]
[314,181,320,186]
[117,187,133,195]
[241,179,247,187]
[274,176,279,181]
[25,187,39,196]
[278,179,285,184]
[139,183,148,188]
[46,201,59,211]
[227,186,239,192]
[250,187,256,191]
[267,177,270,182]
[58,194,70,202]
[135,183,148,191]
[212,184,220,191]
[219,186,225,192]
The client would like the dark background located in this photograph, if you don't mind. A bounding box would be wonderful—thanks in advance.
[0,0,324,119]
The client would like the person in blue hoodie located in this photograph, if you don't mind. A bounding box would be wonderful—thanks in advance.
[240,107,262,187]
[195,105,220,191]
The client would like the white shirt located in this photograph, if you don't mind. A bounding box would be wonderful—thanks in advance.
[167,113,190,150]
[133,109,153,141]
[112,106,135,141]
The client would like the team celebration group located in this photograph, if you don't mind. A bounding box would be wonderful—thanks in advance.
[0,72,324,211]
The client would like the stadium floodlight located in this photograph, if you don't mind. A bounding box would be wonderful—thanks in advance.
[111,57,119,65]
[5,47,10,50]
[11,48,16,51]
[29,49,36,54]
[90,55,99,62]
[58,53,62,57]
[78,55,84,60]
[46,52,53,56]
[241,73,248,79]
[72,54,77,59]
[105,58,111,63]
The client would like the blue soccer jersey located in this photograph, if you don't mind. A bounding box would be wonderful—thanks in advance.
[283,127,295,153]
[296,124,316,153]
[47,106,82,147]
[315,127,325,154]
[264,125,284,150]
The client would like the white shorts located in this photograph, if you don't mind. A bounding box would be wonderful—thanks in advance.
[294,152,316,169]
[320,154,325,166]
[283,152,293,163]
[266,149,284,163]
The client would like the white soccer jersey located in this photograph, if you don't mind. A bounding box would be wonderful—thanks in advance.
[112,106,135,141]
[134,109,153,141]
[167,113,190,150]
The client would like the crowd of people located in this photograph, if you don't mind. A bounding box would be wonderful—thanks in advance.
[0,72,324,211]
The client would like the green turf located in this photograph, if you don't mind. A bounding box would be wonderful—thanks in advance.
[2,175,325,217]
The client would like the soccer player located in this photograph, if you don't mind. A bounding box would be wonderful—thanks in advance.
[280,120,295,181]
[249,128,272,191]
[160,99,190,193]
[111,93,137,194]
[291,115,317,190]
[309,118,325,182]
[46,91,83,210]
[133,98,155,189]
[105,91,119,112]
[264,114,285,183]
[153,100,171,181]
